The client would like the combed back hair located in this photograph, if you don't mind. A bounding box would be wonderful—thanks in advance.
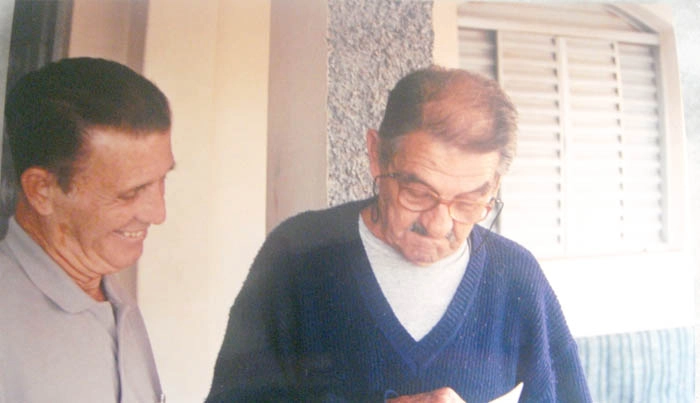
[377,66,517,175]
[4,57,171,191]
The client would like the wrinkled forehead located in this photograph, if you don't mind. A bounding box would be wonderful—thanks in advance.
[389,131,501,191]
[391,124,498,162]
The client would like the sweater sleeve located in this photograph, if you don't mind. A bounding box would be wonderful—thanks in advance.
[550,339,592,403]
[515,258,592,403]
[545,295,591,402]
[204,219,373,403]
[206,202,385,402]
[205,232,297,402]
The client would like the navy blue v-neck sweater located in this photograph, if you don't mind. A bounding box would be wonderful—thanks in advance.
[206,199,591,402]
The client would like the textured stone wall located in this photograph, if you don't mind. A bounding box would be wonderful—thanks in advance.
[327,0,433,206]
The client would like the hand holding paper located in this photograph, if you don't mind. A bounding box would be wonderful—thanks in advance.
[386,383,523,403]
[488,383,523,403]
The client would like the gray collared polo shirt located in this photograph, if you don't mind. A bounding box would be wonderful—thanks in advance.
[0,218,163,403]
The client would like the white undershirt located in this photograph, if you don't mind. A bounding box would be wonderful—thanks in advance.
[358,215,470,341]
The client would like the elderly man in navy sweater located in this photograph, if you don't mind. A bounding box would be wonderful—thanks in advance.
[207,66,591,402]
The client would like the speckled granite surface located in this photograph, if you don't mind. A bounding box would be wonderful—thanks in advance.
[326,0,434,206]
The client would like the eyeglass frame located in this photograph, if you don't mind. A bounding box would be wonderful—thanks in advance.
[372,172,503,224]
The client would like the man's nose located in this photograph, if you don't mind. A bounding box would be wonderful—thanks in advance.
[137,180,167,225]
[418,202,454,238]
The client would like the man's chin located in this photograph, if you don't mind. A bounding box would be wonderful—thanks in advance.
[400,239,449,265]
[401,248,439,266]
[102,248,144,273]
[411,258,436,267]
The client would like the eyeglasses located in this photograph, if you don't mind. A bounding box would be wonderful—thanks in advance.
[374,172,503,224]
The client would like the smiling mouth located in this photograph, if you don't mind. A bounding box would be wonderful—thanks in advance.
[115,229,147,240]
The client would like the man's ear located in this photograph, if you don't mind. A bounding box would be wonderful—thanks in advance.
[366,129,381,178]
[20,167,57,216]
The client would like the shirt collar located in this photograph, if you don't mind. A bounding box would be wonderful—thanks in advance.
[5,217,118,314]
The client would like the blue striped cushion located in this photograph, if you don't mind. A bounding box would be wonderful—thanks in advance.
[575,327,694,403]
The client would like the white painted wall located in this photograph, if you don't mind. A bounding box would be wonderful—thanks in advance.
[433,0,459,69]
[137,2,270,401]
[267,0,328,232]
[69,0,135,65]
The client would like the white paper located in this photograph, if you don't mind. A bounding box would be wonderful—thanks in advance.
[488,383,523,403]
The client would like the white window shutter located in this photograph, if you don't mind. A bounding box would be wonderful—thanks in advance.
[458,4,664,257]
[618,42,664,247]
[497,31,564,257]
[564,37,625,253]
[458,28,496,80]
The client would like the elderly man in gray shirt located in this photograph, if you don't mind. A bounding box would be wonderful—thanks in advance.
[0,58,174,403]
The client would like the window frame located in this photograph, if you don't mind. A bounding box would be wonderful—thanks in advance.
[455,3,689,259]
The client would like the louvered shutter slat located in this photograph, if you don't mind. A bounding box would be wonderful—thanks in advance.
[619,42,664,246]
[459,28,496,79]
[498,31,564,256]
[458,4,665,257]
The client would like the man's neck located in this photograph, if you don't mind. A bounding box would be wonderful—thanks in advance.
[360,205,384,243]
[15,201,106,302]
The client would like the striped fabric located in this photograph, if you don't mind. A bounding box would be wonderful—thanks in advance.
[575,327,694,403]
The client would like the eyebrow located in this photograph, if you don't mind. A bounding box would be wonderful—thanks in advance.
[398,171,493,199]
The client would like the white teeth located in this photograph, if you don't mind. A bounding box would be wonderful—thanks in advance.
[120,231,144,239]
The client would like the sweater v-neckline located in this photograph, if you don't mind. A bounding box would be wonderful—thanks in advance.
[350,226,488,375]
